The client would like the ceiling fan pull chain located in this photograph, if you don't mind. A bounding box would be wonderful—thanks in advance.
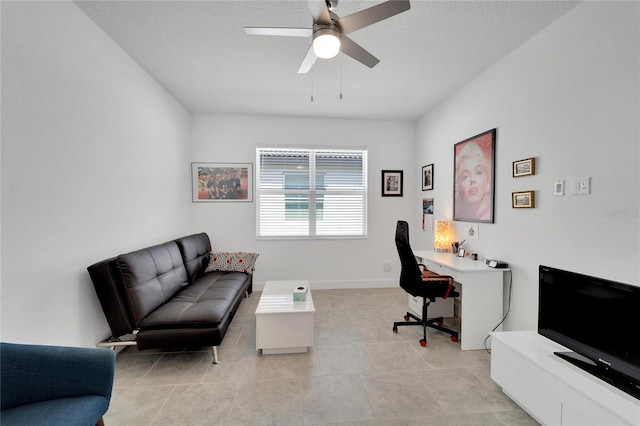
[339,52,343,100]
[311,68,314,102]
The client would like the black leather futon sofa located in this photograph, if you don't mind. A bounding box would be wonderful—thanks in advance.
[87,233,253,363]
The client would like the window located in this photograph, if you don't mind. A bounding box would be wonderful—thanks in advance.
[256,147,368,239]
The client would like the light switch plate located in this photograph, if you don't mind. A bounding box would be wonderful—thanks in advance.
[573,177,590,195]
[554,180,564,196]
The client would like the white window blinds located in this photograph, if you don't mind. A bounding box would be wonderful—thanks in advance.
[256,147,368,239]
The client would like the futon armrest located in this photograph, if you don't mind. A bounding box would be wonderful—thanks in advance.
[0,342,115,411]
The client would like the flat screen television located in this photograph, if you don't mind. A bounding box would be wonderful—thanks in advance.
[538,265,640,400]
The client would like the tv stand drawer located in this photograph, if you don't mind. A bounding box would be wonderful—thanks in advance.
[491,331,639,425]
[492,351,560,425]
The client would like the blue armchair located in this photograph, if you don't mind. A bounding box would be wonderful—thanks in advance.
[1,342,115,426]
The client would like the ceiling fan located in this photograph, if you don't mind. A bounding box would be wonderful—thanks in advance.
[245,0,411,74]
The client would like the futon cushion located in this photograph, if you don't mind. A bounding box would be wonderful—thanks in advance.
[205,252,259,273]
[140,271,250,329]
[174,233,212,283]
[117,242,188,325]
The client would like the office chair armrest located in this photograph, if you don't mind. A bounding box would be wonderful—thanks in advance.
[421,269,456,299]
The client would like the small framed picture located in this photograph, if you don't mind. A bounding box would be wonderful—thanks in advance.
[512,190,535,208]
[382,170,403,197]
[512,157,536,177]
[457,248,466,258]
[422,198,434,231]
[422,164,434,191]
[192,162,253,202]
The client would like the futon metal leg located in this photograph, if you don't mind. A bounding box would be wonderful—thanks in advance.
[212,346,220,364]
[96,337,137,351]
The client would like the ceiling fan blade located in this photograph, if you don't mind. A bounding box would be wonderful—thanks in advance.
[297,45,319,74]
[341,36,380,68]
[338,0,410,34]
[244,27,312,37]
[307,0,332,24]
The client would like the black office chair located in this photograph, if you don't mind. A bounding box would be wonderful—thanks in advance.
[392,220,460,347]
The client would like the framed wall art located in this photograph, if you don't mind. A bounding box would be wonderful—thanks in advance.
[512,190,535,208]
[382,170,403,197]
[192,162,253,202]
[422,198,434,231]
[513,157,536,177]
[422,164,434,191]
[453,129,496,223]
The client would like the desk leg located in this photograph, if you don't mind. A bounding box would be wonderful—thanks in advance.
[459,272,504,350]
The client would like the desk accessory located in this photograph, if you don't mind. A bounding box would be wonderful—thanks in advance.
[486,259,508,268]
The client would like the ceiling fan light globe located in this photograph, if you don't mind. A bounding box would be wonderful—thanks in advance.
[313,31,340,59]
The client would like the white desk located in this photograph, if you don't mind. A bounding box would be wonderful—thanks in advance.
[255,280,315,355]
[413,251,509,350]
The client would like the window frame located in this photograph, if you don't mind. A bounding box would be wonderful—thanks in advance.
[255,146,368,240]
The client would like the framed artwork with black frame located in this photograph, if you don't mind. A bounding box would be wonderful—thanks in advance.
[382,170,403,197]
[192,162,253,202]
[453,129,496,223]
[422,164,434,191]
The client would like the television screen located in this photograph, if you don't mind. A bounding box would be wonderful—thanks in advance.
[538,265,640,399]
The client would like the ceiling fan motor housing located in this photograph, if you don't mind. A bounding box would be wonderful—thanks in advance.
[312,24,341,58]
[313,23,341,38]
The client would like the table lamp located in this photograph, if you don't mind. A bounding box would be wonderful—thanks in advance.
[434,220,450,253]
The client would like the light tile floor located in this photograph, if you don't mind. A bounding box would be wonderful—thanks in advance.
[104,288,538,425]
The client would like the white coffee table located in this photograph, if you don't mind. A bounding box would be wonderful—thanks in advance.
[255,280,315,354]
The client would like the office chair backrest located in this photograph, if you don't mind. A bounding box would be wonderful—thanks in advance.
[395,220,424,295]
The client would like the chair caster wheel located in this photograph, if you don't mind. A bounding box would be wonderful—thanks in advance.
[403,315,410,321]
[420,339,427,347]
[392,326,398,333]
[451,336,458,342]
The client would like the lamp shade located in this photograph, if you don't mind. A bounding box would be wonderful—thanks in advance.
[313,27,340,59]
[434,220,450,252]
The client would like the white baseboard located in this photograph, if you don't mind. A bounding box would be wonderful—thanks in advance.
[253,278,398,292]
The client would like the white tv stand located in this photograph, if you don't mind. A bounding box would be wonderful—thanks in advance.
[491,331,640,425]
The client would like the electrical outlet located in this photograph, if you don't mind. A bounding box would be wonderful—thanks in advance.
[573,177,590,195]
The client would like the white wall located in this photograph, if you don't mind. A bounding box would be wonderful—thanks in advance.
[190,114,415,289]
[416,1,640,331]
[1,1,190,347]
[2,0,637,348]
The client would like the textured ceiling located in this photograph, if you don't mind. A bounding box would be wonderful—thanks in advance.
[74,0,580,120]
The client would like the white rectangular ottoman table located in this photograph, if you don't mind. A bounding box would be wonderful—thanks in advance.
[255,280,315,355]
